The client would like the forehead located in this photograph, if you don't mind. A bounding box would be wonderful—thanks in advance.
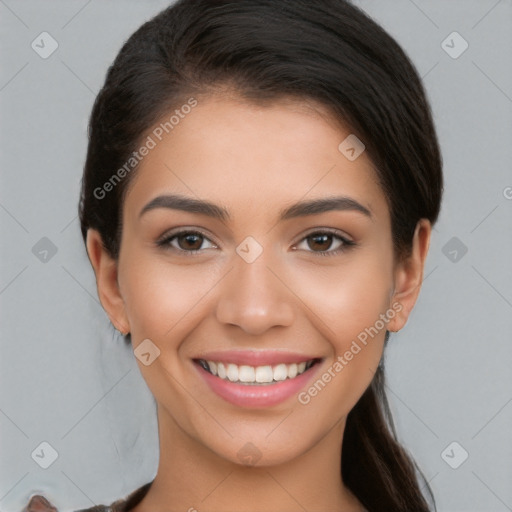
[123,94,389,226]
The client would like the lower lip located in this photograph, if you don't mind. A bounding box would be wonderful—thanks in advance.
[194,361,321,408]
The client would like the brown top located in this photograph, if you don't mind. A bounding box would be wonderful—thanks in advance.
[22,481,153,512]
[23,481,369,511]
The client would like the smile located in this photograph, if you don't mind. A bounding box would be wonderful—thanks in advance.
[193,352,323,408]
[195,359,318,385]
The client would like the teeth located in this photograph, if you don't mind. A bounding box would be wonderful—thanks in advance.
[288,363,298,379]
[239,365,256,383]
[217,362,227,379]
[255,365,273,383]
[273,363,288,381]
[199,359,315,384]
[227,363,238,382]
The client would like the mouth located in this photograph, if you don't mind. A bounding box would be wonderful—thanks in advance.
[193,358,321,385]
[192,353,323,408]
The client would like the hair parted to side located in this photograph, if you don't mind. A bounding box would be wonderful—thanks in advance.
[78,1,442,510]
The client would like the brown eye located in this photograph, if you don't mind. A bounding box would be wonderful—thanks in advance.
[295,230,355,257]
[307,233,336,252]
[176,232,204,251]
[157,230,216,254]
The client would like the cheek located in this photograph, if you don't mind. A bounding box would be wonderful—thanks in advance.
[118,255,221,432]
[119,252,223,341]
[290,255,392,408]
[291,254,394,347]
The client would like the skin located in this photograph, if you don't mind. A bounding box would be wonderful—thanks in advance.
[86,92,431,512]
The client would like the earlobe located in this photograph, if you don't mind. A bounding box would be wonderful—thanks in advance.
[387,219,432,332]
[86,229,130,334]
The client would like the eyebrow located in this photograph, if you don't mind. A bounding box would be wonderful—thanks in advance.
[138,193,373,222]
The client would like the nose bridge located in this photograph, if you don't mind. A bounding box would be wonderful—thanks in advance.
[215,239,294,334]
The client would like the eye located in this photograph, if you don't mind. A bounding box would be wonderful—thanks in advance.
[293,230,356,257]
[156,229,217,255]
[156,228,356,257]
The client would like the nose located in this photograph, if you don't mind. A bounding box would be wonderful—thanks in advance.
[215,248,295,336]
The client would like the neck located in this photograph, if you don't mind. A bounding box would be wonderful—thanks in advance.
[132,405,364,512]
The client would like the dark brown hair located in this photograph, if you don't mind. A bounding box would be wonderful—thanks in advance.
[78,1,442,510]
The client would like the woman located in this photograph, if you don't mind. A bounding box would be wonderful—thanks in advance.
[24,0,442,510]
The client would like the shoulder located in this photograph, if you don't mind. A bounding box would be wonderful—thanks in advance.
[22,495,58,512]
[73,505,112,512]
[22,481,153,512]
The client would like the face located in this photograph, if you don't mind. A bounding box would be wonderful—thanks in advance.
[88,93,427,468]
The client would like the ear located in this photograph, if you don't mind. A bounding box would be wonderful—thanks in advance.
[86,229,130,335]
[386,219,432,332]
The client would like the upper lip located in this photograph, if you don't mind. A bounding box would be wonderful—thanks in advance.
[193,350,321,366]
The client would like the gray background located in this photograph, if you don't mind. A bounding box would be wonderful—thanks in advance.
[1,1,511,511]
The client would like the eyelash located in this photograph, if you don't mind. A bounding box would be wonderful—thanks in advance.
[156,228,356,258]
